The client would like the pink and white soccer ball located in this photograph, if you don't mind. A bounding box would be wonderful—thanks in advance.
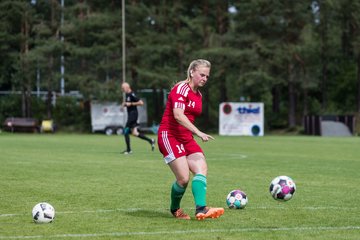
[269,176,296,201]
[226,189,248,209]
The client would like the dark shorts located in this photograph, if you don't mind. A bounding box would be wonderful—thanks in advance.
[125,111,139,129]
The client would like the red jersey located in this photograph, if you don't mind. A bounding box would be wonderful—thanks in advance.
[159,82,202,142]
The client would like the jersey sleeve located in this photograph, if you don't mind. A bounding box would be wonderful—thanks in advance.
[169,82,190,110]
[130,92,140,102]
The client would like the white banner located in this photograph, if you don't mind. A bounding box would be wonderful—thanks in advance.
[219,102,264,136]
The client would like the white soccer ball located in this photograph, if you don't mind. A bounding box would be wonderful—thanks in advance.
[226,189,248,209]
[269,176,296,201]
[32,202,55,223]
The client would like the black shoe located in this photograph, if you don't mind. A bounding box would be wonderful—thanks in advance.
[151,139,155,151]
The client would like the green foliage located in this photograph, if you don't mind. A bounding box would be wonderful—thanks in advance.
[52,96,91,132]
[1,1,360,131]
[0,94,90,133]
[0,134,360,239]
[328,61,357,114]
[0,95,22,123]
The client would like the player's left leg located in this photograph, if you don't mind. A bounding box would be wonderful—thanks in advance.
[187,152,224,220]
[132,127,155,151]
[187,152,207,207]
[122,127,132,154]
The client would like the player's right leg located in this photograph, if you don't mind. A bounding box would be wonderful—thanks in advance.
[158,130,191,220]
[168,157,191,220]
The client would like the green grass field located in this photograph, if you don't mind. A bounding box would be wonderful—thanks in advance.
[0,133,359,239]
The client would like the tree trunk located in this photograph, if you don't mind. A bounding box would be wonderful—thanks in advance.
[357,54,360,113]
[288,62,296,128]
[21,8,31,118]
[271,86,280,113]
[47,56,54,118]
[320,2,328,110]
[21,86,26,118]
[201,2,210,127]
[303,75,308,116]
[218,70,227,103]
[216,2,228,104]
[321,60,328,110]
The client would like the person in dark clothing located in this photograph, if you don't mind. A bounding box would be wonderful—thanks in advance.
[121,82,155,154]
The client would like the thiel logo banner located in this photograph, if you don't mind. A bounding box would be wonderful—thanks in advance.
[219,102,264,136]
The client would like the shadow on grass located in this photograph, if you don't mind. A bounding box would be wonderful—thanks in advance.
[124,209,171,219]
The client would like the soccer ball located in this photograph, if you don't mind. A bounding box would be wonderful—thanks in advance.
[226,189,248,209]
[269,176,296,201]
[32,202,55,223]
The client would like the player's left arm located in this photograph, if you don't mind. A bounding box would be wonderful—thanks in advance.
[125,93,143,107]
[173,108,214,142]
[129,99,143,106]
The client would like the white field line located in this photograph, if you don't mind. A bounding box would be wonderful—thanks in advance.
[0,226,360,239]
[207,153,248,160]
[0,206,357,218]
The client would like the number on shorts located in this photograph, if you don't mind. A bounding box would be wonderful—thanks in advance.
[175,144,185,153]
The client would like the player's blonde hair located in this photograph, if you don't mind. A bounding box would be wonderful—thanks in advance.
[186,59,211,81]
[172,59,211,87]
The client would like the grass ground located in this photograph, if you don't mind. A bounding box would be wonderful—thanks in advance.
[0,133,359,239]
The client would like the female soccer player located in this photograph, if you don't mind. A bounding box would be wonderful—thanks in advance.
[157,59,224,220]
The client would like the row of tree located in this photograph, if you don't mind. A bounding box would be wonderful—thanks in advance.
[1,0,360,131]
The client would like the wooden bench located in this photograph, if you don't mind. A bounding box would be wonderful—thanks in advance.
[3,117,39,133]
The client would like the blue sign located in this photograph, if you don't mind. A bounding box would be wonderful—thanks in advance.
[237,107,260,114]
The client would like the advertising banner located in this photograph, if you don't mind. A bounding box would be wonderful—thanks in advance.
[219,102,264,136]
